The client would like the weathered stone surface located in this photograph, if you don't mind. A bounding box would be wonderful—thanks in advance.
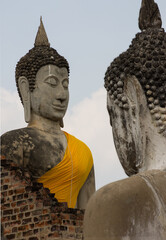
[139,0,162,31]
[84,170,166,240]
[84,1,166,239]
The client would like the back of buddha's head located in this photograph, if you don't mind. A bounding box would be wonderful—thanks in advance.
[104,0,166,136]
[15,18,69,103]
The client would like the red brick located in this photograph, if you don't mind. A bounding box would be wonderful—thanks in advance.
[3,209,13,216]
[22,218,32,225]
[40,214,50,221]
[29,204,35,210]
[11,202,17,208]
[1,160,84,240]
[6,220,21,227]
[32,209,42,216]
[11,215,17,221]
[76,215,84,221]
[60,213,70,220]
[36,202,43,209]
[33,229,38,234]
[17,194,24,200]
[63,220,71,225]
[1,216,10,222]
[17,200,27,206]
[30,224,35,229]
[20,205,29,212]
[12,227,17,233]
[1,203,10,210]
[51,218,62,224]
[1,172,9,178]
[14,208,19,213]
[42,209,48,214]
[23,230,33,237]
[1,191,7,197]
[15,187,25,194]
[3,228,11,234]
[69,226,75,233]
[35,221,45,228]
[5,234,15,239]
[48,232,60,238]
[4,178,10,183]
[3,185,8,190]
[18,225,29,231]
[25,212,31,217]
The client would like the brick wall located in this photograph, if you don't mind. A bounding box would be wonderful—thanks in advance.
[1,158,84,240]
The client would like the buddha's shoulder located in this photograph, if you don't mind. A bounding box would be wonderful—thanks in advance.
[85,170,166,238]
[1,127,37,144]
[93,170,166,203]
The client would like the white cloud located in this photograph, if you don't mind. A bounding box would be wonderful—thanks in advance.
[64,88,127,189]
[0,88,26,134]
[1,87,127,190]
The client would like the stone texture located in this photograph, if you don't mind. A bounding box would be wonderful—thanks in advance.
[84,170,166,240]
[139,0,162,30]
[84,1,166,239]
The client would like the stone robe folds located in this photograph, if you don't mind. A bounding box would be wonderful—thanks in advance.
[38,132,93,208]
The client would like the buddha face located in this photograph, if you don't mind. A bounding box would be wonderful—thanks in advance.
[30,64,69,122]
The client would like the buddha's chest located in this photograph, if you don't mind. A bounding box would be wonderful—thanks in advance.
[22,132,66,178]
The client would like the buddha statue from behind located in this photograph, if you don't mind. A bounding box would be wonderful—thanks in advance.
[1,18,95,209]
[84,0,166,239]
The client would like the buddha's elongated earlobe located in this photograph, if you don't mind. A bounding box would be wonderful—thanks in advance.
[60,119,64,128]
[18,77,31,123]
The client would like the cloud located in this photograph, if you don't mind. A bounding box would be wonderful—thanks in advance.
[0,88,26,134]
[1,87,127,190]
[64,88,127,189]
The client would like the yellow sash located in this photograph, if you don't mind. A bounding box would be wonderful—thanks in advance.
[38,131,93,208]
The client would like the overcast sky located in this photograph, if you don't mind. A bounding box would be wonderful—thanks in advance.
[1,0,166,189]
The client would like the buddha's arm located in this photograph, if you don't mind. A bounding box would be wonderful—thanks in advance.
[1,132,23,166]
[77,165,95,209]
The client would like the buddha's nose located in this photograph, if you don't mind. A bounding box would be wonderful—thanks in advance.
[54,86,68,104]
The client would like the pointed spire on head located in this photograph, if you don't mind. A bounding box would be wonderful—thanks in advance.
[34,17,50,47]
[139,0,162,31]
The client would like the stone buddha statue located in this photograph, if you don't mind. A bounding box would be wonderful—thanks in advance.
[84,0,166,239]
[1,18,95,209]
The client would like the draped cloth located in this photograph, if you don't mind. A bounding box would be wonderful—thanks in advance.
[38,131,93,208]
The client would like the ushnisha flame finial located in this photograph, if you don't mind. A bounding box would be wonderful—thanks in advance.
[139,0,162,31]
[34,17,50,47]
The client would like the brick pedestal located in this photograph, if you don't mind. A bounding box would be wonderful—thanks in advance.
[1,158,84,240]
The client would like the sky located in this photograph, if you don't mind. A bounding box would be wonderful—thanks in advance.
[1,0,166,189]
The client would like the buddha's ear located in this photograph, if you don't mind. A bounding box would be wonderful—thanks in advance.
[124,76,148,117]
[124,76,148,168]
[18,76,31,123]
[60,119,64,128]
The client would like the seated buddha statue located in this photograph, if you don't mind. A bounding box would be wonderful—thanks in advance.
[1,18,95,209]
[84,0,166,239]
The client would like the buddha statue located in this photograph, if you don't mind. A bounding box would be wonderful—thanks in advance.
[84,0,166,239]
[1,18,95,209]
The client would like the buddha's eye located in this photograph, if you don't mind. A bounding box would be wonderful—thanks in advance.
[62,79,69,89]
[44,77,58,87]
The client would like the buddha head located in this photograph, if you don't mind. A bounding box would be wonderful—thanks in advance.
[104,0,166,175]
[15,18,69,126]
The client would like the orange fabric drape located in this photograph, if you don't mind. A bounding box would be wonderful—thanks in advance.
[38,132,93,208]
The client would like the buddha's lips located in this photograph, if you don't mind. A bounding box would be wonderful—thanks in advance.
[52,104,66,110]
